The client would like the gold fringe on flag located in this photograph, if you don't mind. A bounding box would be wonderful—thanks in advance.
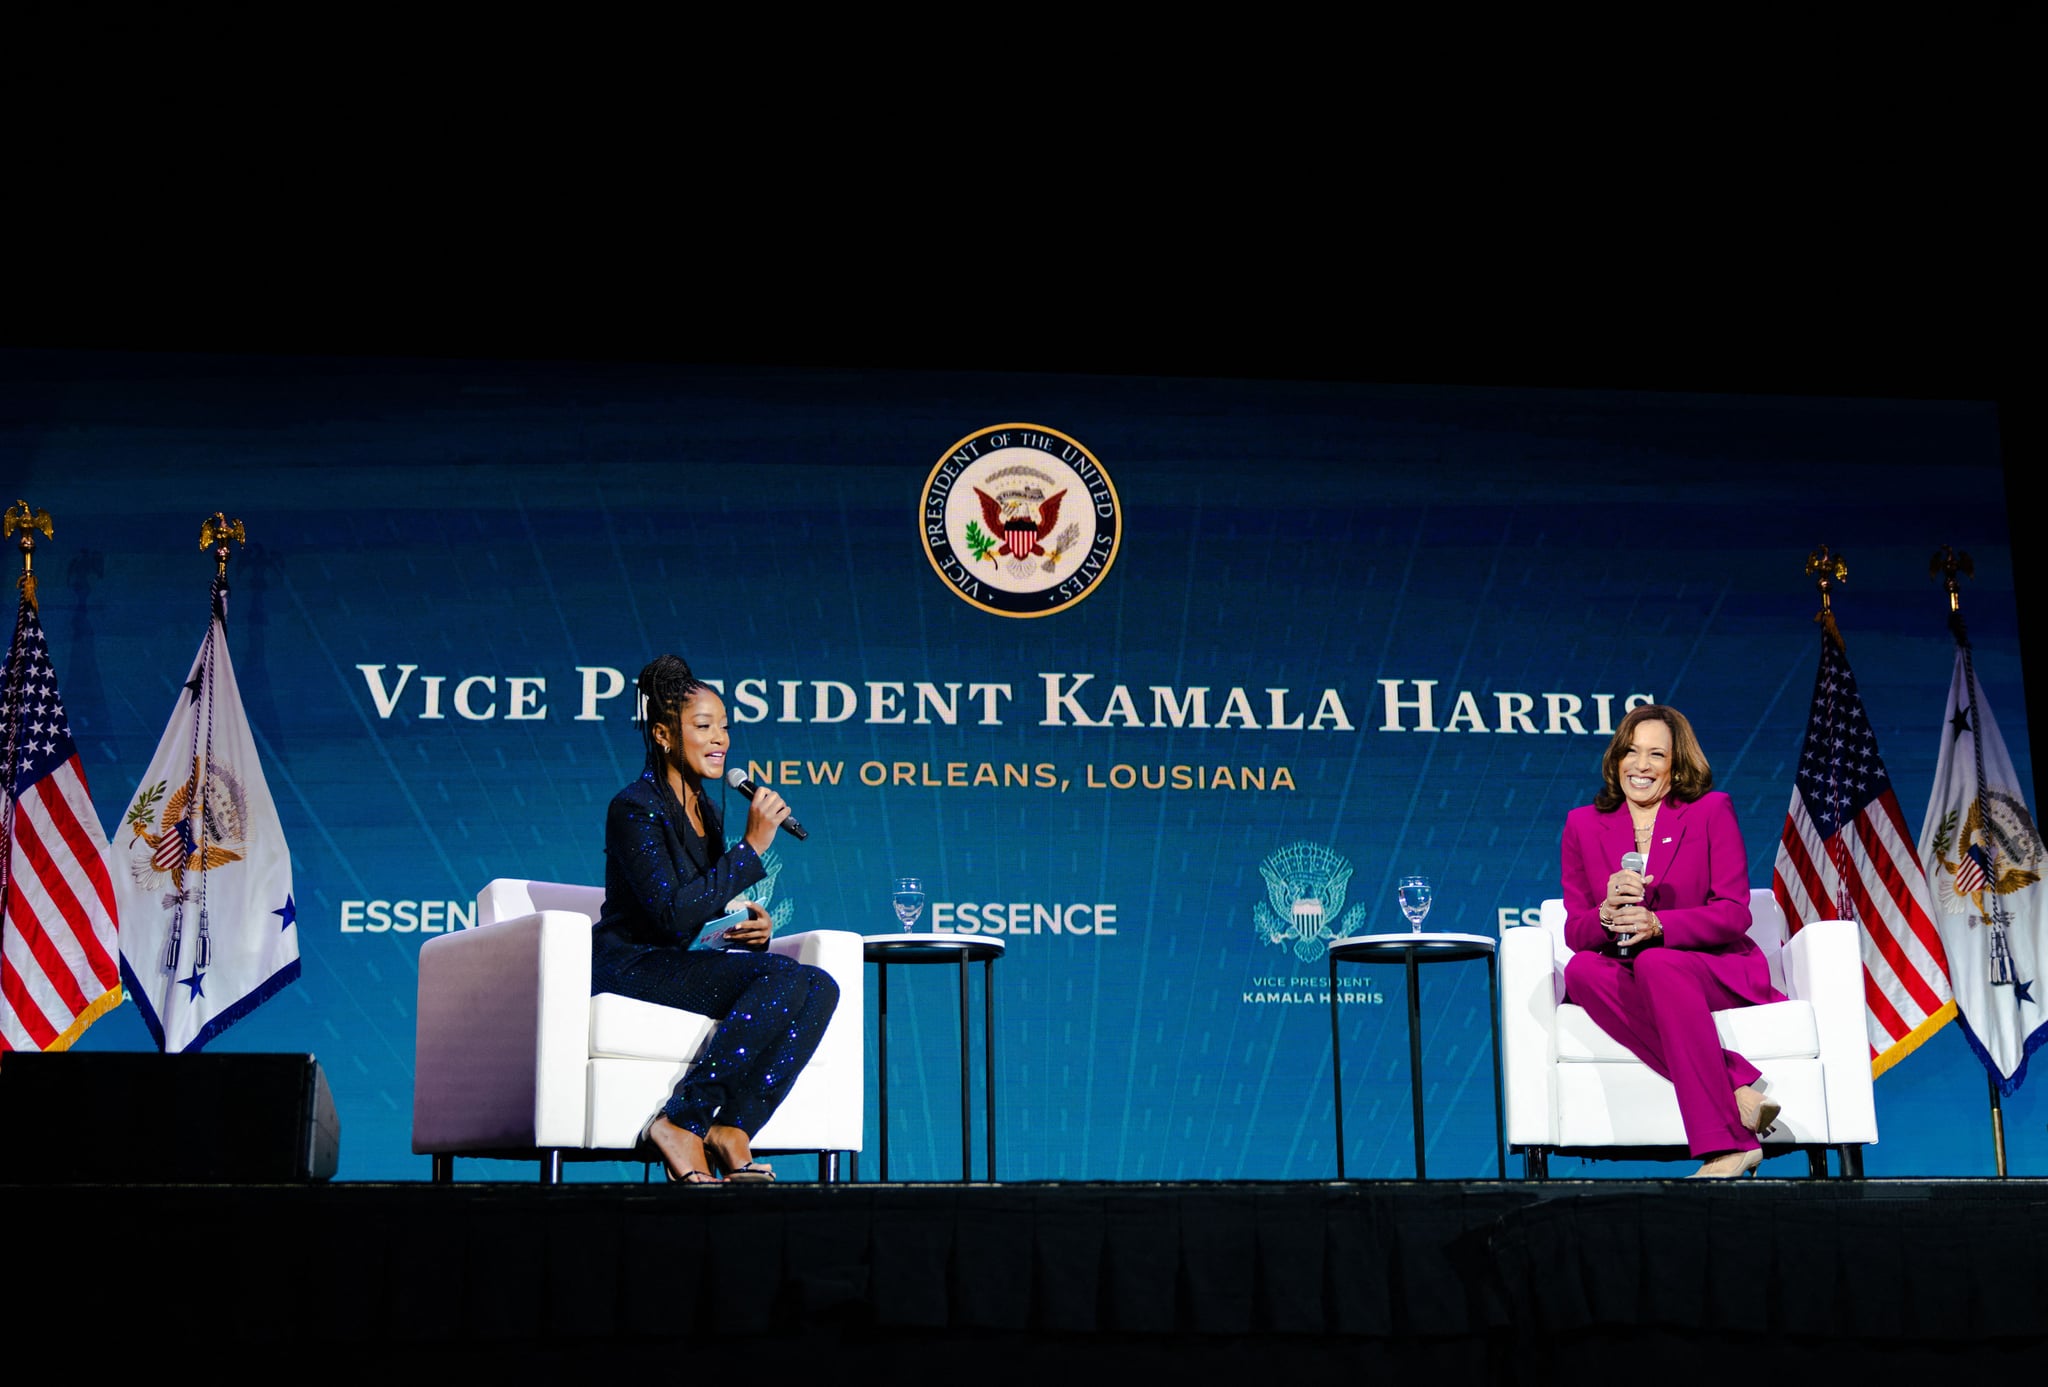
[1870,997,1958,1079]
[47,985,126,1052]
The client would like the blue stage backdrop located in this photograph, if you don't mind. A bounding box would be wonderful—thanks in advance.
[4,349,2033,1179]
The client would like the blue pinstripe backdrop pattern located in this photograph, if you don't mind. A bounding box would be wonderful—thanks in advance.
[6,353,2029,1179]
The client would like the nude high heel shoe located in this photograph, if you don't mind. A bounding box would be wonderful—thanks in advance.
[1735,1083,1781,1138]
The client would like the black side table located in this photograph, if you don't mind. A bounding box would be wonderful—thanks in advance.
[864,934,1003,1181]
[1327,931,1504,1179]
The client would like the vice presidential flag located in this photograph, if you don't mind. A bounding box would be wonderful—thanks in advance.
[115,578,298,1051]
[1,593,123,1051]
[1918,645,2047,1093]
[1772,623,1955,1075]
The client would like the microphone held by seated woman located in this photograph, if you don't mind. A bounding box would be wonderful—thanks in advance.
[1559,703,1783,1179]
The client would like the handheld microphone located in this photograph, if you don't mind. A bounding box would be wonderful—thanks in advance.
[1617,850,1648,956]
[726,768,810,840]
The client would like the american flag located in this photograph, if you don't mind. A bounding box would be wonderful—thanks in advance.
[1772,625,1955,1075]
[0,593,123,1052]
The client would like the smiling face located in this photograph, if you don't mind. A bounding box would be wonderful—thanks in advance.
[1619,718,1673,810]
[655,688,729,786]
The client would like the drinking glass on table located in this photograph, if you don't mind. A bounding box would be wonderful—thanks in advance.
[891,877,927,932]
[1397,875,1433,933]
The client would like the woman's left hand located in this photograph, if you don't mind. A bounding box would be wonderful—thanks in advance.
[723,902,774,950]
[1606,903,1663,949]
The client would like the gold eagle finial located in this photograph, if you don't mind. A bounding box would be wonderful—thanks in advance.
[1805,545,1848,648]
[4,501,52,541]
[7,500,55,608]
[200,513,247,579]
[1932,545,1975,646]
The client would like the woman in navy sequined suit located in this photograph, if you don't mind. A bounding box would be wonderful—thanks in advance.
[591,655,839,1183]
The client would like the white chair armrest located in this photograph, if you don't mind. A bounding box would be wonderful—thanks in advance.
[768,927,857,972]
[1782,918,1877,1144]
[754,929,865,1152]
[766,930,864,1070]
[412,909,593,1153]
[1501,922,1563,1147]
[477,878,607,929]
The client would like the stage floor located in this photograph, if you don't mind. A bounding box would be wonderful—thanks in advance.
[13,1179,2045,1374]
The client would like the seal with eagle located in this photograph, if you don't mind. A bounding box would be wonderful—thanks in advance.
[124,757,247,890]
[973,484,1066,564]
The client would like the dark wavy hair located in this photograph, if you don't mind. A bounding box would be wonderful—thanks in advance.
[1593,703,1714,811]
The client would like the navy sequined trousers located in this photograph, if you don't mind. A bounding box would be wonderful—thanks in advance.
[591,942,839,1136]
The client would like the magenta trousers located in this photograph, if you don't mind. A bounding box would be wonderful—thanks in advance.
[1563,947,1762,1158]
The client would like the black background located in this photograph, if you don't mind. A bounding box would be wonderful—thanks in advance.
[10,27,2034,768]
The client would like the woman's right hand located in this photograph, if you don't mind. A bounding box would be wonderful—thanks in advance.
[743,786,792,854]
[1606,869,1654,910]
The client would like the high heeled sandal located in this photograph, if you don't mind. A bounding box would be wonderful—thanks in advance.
[642,1114,718,1185]
[704,1130,776,1183]
[716,1160,776,1183]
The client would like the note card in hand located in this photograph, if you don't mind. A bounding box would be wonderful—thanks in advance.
[689,907,752,952]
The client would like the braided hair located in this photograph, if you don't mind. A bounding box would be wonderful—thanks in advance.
[637,654,725,843]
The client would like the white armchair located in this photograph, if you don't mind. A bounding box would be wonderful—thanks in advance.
[1501,888,1875,1177]
[412,878,864,1182]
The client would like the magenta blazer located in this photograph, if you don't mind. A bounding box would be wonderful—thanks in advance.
[1560,790,1781,1002]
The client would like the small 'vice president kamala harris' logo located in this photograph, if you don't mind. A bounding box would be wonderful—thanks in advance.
[920,423,1121,618]
[1254,842,1369,963]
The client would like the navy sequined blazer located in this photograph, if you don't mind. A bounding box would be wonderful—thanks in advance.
[593,770,767,952]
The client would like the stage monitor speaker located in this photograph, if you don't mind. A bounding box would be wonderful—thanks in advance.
[0,1052,340,1182]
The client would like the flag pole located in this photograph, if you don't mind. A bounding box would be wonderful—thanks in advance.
[1933,544,2009,1178]
[1986,1074,2008,1177]
[186,513,244,981]
[5,500,53,610]
[1807,543,1848,649]
[1807,546,1855,920]
[2,501,54,917]
[201,512,245,619]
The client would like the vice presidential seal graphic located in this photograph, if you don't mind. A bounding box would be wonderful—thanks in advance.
[1254,842,1368,962]
[1929,791,2043,988]
[921,423,1121,617]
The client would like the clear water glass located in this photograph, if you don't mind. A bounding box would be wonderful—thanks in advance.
[891,877,927,931]
[1397,875,1433,933]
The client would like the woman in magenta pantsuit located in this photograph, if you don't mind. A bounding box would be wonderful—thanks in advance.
[1561,704,1784,1178]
